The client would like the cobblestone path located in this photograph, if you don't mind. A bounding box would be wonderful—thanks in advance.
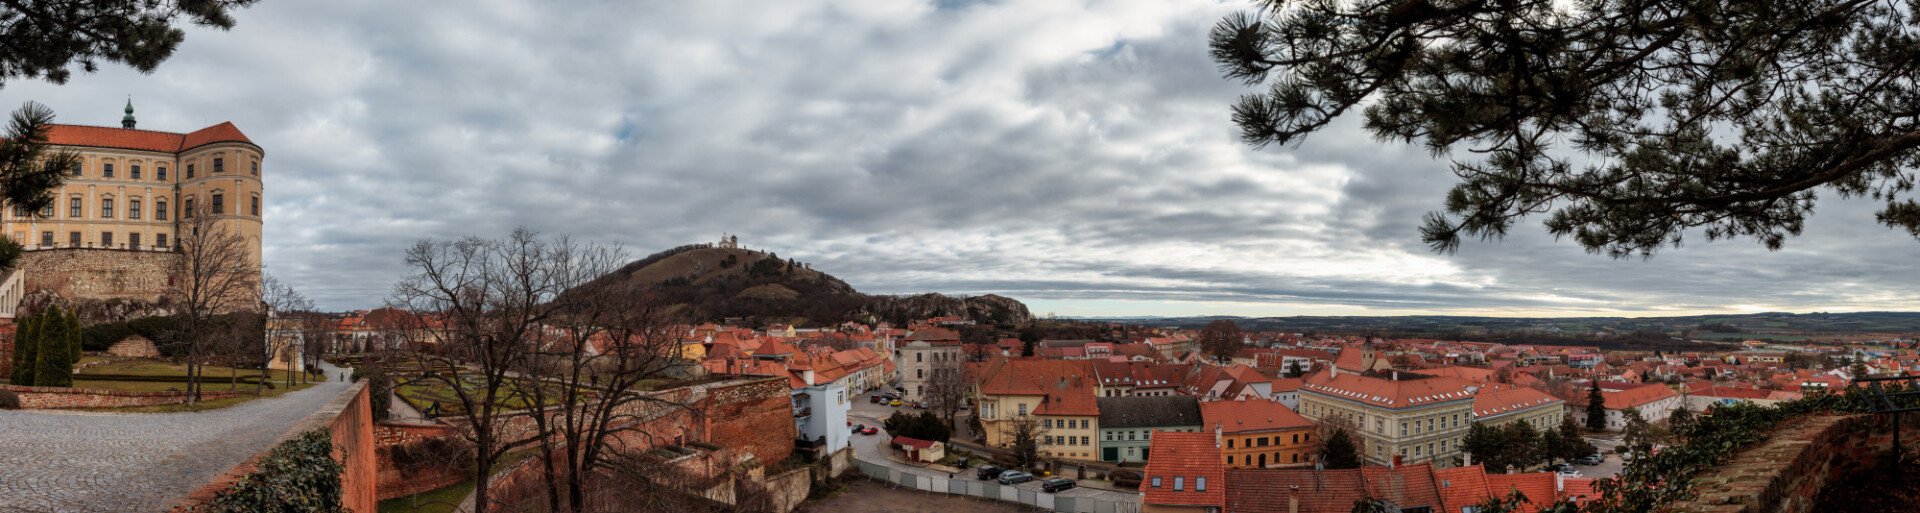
[0,363,352,513]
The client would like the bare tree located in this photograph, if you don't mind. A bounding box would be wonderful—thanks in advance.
[1000,414,1050,470]
[298,310,338,384]
[169,204,258,405]
[261,272,312,392]
[512,235,702,513]
[387,228,698,513]
[923,355,968,432]
[1198,319,1244,364]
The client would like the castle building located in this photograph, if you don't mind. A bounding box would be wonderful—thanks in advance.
[0,101,264,303]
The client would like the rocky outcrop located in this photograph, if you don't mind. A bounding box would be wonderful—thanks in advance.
[859,293,1032,325]
[19,289,175,325]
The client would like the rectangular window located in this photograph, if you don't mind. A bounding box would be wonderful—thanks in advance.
[103,163,114,178]
[187,164,195,179]
[131,165,141,179]
[101,232,112,246]
[251,161,258,175]
[213,158,224,173]
[70,165,81,177]
[184,198,194,217]
[101,198,113,218]
[130,233,140,248]
[1227,439,1234,449]
[1018,404,1026,416]
[70,198,82,218]
[251,196,259,216]
[1415,445,1422,456]
[1197,477,1207,491]
[1401,423,1408,436]
[156,233,167,248]
[1044,419,1052,429]
[212,194,223,214]
[1174,477,1183,491]
[157,200,168,220]
[69,232,80,245]
[1429,419,1435,432]
[1044,436,1053,446]
[38,205,50,217]
[10,205,22,217]
[1081,436,1089,446]
[130,200,141,219]
[40,232,51,246]
[158,167,167,180]
[1151,477,1161,488]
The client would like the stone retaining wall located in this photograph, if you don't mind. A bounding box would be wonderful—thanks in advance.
[1668,412,1920,513]
[376,421,468,500]
[0,383,246,408]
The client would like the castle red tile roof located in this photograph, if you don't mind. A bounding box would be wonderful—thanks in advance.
[46,122,255,153]
[1200,398,1314,435]
[1142,432,1226,507]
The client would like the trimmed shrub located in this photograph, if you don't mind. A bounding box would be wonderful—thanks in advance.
[32,306,72,387]
[0,389,19,409]
[66,308,81,362]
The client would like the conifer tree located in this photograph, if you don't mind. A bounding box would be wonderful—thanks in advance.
[66,307,82,362]
[33,306,71,387]
[1320,428,1361,469]
[10,312,37,384]
[1584,380,1608,432]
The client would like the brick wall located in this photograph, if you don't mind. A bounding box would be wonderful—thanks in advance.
[168,381,377,512]
[376,421,468,500]
[1668,412,1920,513]
[0,383,245,408]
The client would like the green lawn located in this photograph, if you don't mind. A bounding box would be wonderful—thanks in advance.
[64,359,323,412]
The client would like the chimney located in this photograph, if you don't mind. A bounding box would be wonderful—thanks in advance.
[1392,370,1399,381]
[1506,464,1516,475]
[1331,365,1339,377]
[1288,485,1300,513]
[1463,453,1472,467]
[1215,423,1224,448]
[1556,471,1565,491]
[1390,454,1400,468]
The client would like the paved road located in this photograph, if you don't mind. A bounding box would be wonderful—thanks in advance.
[0,363,353,513]
[848,390,1139,506]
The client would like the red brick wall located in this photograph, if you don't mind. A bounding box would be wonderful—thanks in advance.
[1669,412,1920,513]
[1,384,246,408]
[376,422,468,500]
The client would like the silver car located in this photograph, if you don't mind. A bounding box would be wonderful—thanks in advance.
[996,471,1034,485]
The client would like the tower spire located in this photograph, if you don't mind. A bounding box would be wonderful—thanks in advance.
[122,97,136,129]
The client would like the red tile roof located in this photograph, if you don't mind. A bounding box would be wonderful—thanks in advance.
[1225,468,1367,513]
[1434,464,1494,513]
[1486,473,1556,510]
[1471,386,1564,419]
[1302,370,1478,409]
[45,122,255,153]
[1143,432,1226,507]
[1200,398,1314,435]
[1362,464,1441,510]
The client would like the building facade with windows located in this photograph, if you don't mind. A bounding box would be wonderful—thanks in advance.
[1097,395,1203,464]
[0,104,263,313]
[897,327,962,401]
[1299,369,1479,468]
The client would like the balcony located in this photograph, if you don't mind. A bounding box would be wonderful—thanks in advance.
[794,407,812,419]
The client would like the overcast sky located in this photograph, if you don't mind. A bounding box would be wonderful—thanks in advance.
[11,0,1920,317]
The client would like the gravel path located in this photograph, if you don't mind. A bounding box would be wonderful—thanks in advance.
[0,363,352,513]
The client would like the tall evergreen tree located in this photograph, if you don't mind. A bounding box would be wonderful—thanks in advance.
[1460,422,1509,469]
[1539,427,1565,466]
[1321,428,1362,469]
[1585,380,1608,432]
[10,313,37,385]
[33,306,71,387]
[66,307,81,362]
[1558,415,1589,461]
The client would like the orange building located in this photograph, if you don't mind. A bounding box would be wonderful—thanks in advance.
[1,101,263,265]
[1201,397,1316,469]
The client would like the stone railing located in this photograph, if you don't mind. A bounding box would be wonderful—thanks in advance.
[1669,411,1920,513]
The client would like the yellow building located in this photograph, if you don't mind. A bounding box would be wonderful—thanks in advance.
[2,101,263,266]
[973,359,1104,461]
[1299,369,1478,468]
[1468,385,1565,433]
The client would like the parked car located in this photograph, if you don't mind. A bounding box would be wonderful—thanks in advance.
[1041,477,1076,493]
[859,425,879,435]
[850,423,865,434]
[1576,454,1604,465]
[1558,470,1583,478]
[912,401,927,409]
[870,395,883,404]
[976,465,1006,480]
[889,399,903,406]
[997,471,1034,485]
[1544,463,1571,472]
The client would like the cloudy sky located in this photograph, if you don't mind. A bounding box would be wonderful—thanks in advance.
[11,0,1920,316]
